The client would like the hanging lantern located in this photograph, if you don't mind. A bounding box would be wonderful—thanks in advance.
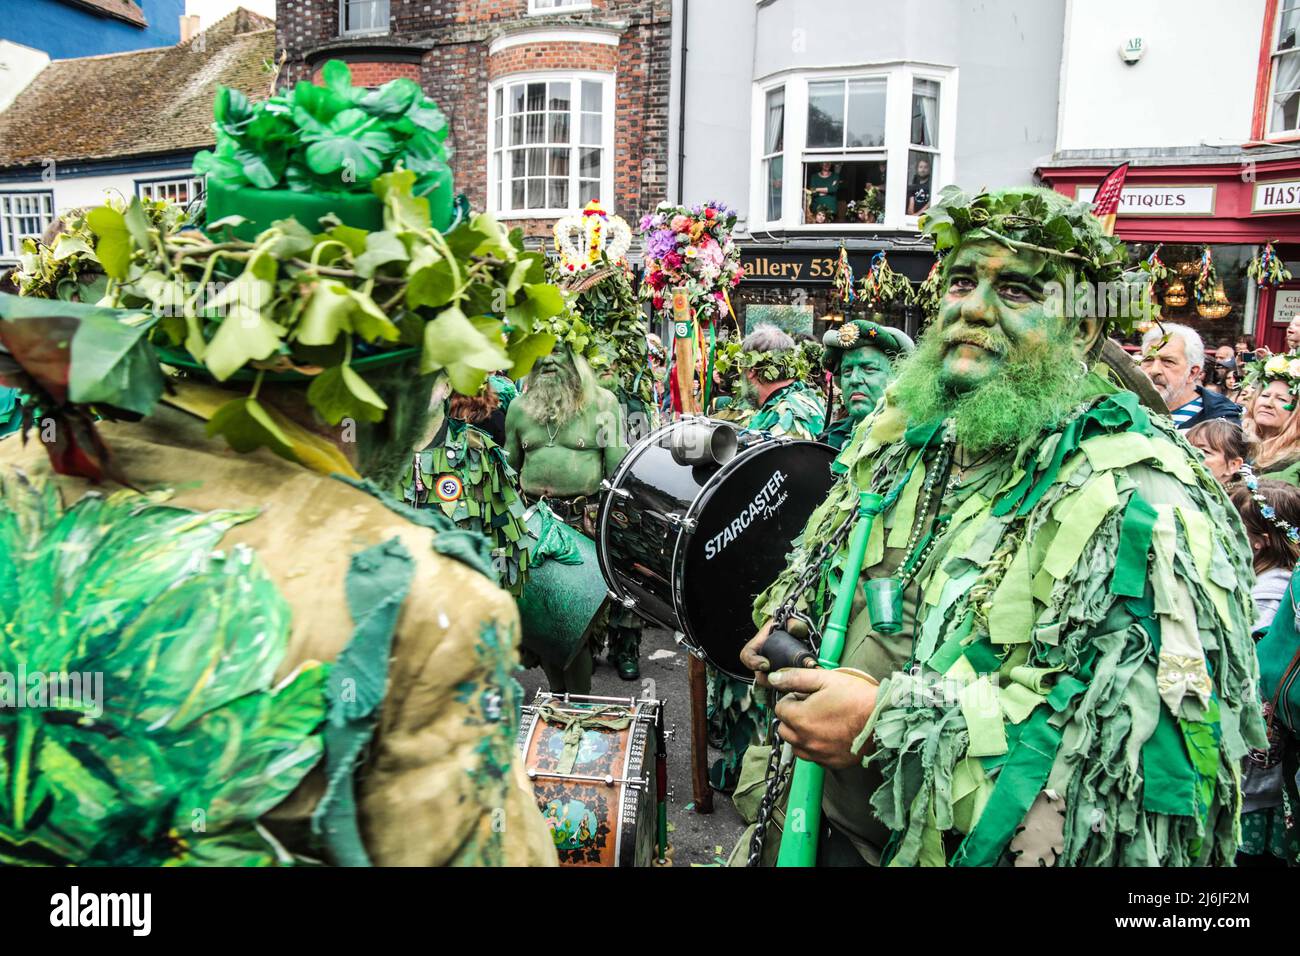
[1196,280,1232,320]
[1176,260,1201,277]
[1163,279,1189,307]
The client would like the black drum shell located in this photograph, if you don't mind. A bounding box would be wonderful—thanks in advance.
[598,420,836,680]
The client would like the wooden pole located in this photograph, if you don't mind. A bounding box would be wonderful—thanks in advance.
[671,287,700,416]
[688,652,713,813]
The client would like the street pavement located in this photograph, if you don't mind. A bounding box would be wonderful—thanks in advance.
[517,624,747,867]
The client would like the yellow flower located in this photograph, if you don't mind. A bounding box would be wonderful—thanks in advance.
[1266,355,1288,376]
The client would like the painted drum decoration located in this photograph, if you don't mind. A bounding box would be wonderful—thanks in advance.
[516,692,669,867]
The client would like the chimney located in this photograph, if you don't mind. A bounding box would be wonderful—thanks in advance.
[180,14,200,43]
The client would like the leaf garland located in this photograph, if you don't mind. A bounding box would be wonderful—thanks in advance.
[914,258,945,322]
[857,251,913,310]
[193,60,451,199]
[919,185,1133,331]
[1194,246,1219,303]
[831,246,857,307]
[553,257,652,406]
[734,346,809,385]
[1248,241,1293,287]
[76,172,565,464]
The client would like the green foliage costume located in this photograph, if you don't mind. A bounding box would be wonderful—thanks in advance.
[744,187,1264,866]
[0,63,563,866]
[399,415,530,595]
[747,380,827,441]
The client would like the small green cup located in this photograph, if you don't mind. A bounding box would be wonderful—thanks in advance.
[865,577,903,635]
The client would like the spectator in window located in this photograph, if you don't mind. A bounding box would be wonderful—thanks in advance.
[1139,323,1242,429]
[907,157,932,215]
[807,162,841,220]
[1230,476,1300,866]
[1187,418,1254,486]
[1244,367,1300,484]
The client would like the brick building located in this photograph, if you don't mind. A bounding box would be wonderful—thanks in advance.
[277,0,673,238]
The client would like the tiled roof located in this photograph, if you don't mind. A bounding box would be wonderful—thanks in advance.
[0,8,275,169]
[63,0,148,28]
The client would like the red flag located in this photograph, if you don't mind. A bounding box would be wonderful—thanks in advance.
[1089,162,1129,236]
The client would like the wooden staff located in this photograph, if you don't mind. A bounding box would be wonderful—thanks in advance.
[672,287,700,415]
[688,653,713,813]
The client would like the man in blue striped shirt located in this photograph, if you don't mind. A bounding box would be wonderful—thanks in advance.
[1139,323,1241,429]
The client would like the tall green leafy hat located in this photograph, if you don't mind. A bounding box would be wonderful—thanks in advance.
[821,318,913,373]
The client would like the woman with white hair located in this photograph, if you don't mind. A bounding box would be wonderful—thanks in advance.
[1243,360,1300,486]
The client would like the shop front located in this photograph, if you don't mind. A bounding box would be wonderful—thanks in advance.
[731,239,935,343]
[1038,154,1300,354]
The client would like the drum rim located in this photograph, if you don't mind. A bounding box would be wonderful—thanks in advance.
[597,417,723,626]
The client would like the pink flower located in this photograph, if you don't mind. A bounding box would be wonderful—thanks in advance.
[664,251,684,270]
[670,215,690,232]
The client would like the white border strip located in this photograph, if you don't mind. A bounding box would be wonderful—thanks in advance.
[489,28,621,55]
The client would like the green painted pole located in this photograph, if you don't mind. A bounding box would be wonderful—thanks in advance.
[776,491,883,867]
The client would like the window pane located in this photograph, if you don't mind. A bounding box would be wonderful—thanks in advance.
[1273,51,1300,131]
[548,178,570,208]
[803,159,886,224]
[494,87,503,117]
[906,150,934,215]
[526,113,545,143]
[512,179,526,208]
[511,85,525,114]
[579,147,601,178]
[511,150,526,176]
[766,155,783,221]
[582,80,602,112]
[579,180,600,205]
[911,78,939,147]
[548,148,569,176]
[845,78,886,147]
[527,179,545,208]
[549,111,571,143]
[494,154,501,208]
[764,87,784,154]
[807,80,845,148]
[1281,0,1300,51]
[548,82,570,111]
[510,115,524,145]
[526,83,546,111]
[527,147,547,175]
[580,112,601,144]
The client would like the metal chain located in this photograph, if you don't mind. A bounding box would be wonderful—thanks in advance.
[746,507,859,867]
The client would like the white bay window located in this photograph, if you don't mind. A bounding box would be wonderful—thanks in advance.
[751,65,955,230]
[489,72,614,218]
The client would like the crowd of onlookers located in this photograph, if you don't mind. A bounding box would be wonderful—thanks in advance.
[1139,319,1300,865]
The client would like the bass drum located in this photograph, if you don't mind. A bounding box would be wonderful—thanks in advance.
[597,419,836,680]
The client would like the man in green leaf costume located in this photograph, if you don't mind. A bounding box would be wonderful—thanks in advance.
[738,325,827,440]
[736,186,1266,866]
[0,62,565,866]
[506,342,630,689]
[707,324,828,792]
[818,318,913,452]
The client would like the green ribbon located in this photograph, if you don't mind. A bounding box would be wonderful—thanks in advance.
[537,704,633,774]
[1110,493,1158,598]
[950,708,1062,866]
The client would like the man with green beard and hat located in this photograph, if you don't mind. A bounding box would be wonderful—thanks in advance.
[734,185,1265,867]
[819,318,914,451]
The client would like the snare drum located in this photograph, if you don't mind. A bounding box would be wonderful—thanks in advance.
[517,692,667,867]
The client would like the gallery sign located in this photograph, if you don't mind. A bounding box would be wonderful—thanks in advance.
[1076,184,1216,216]
[1253,180,1300,214]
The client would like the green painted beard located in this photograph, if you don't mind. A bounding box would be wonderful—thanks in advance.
[892,325,1088,454]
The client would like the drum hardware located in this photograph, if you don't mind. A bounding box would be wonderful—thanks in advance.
[608,589,638,609]
[669,418,738,467]
[673,631,707,661]
[599,478,633,499]
[526,768,650,788]
[664,513,697,533]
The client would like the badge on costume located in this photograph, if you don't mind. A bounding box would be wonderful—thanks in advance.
[435,474,463,502]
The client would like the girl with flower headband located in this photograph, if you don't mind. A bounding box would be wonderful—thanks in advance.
[1229,474,1300,864]
[1244,353,1300,482]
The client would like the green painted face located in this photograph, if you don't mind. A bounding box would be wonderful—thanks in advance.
[936,239,1069,394]
[838,345,891,421]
